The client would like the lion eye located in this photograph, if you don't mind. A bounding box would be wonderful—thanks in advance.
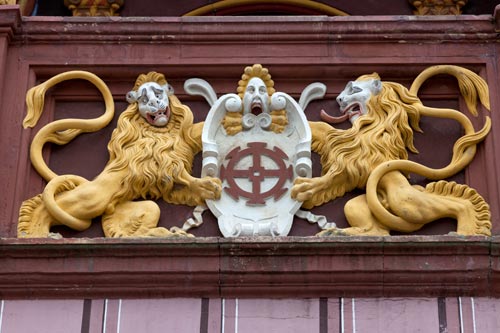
[155,93,162,99]
[351,86,362,94]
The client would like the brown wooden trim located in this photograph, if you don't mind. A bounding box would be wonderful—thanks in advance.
[0,236,498,299]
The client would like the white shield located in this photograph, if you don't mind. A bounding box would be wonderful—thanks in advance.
[202,92,311,237]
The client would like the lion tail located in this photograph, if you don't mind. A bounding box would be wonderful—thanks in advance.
[17,194,49,237]
[410,65,490,116]
[24,71,115,181]
[424,180,491,236]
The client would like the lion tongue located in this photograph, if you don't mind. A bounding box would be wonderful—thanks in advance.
[320,109,349,124]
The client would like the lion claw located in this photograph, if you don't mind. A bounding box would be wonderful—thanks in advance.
[316,227,348,237]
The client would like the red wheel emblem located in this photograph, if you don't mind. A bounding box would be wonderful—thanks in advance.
[220,142,293,206]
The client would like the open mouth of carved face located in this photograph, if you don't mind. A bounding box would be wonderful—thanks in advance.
[251,99,263,115]
[145,106,170,127]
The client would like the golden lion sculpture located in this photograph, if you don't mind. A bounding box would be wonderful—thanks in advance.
[292,65,492,236]
[18,71,221,238]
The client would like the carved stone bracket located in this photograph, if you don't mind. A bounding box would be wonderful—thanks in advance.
[64,0,124,17]
[409,0,467,15]
[495,4,500,32]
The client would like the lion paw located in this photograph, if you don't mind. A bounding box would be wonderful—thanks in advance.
[291,177,325,202]
[143,227,194,238]
[316,227,349,237]
[169,226,195,238]
[193,177,222,201]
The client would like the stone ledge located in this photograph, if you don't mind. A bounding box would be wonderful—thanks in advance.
[0,236,497,299]
[8,13,496,43]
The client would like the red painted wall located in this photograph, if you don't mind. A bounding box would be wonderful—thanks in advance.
[1,6,500,328]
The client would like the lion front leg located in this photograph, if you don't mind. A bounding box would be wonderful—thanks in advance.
[291,175,338,209]
[102,200,193,238]
[166,169,222,206]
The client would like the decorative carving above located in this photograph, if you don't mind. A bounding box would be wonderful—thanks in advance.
[17,65,492,239]
[409,0,468,15]
[64,0,124,17]
[0,0,15,5]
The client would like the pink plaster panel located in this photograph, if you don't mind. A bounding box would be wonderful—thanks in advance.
[87,299,104,333]
[354,298,439,333]
[222,298,237,333]
[207,298,222,333]
[102,299,120,333]
[444,297,460,333]
[1,299,84,333]
[118,299,202,333]
[473,298,500,332]
[327,298,340,333]
[235,299,320,333]
[341,298,355,333]
[458,297,476,333]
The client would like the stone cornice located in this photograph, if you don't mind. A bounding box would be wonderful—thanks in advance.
[11,14,497,44]
[1,236,499,299]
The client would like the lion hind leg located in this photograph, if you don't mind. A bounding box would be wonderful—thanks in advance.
[102,201,193,238]
[424,181,491,236]
[317,195,392,237]
[18,175,93,238]
[18,195,65,238]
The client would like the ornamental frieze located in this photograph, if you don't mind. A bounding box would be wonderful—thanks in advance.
[17,64,492,238]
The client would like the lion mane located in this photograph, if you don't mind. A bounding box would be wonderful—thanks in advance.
[105,72,201,207]
[307,73,423,208]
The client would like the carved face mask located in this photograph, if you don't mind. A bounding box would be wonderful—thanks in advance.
[336,79,382,124]
[126,82,173,127]
[243,77,270,115]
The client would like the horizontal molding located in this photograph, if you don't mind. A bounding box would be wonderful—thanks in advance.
[1,236,499,299]
[4,14,495,44]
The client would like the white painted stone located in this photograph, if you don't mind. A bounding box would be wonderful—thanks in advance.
[201,89,312,237]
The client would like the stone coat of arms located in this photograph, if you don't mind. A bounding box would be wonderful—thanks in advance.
[188,64,320,237]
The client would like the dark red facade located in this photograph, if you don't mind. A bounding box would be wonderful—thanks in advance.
[1,2,500,332]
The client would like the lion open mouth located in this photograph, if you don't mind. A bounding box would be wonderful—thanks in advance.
[320,102,365,124]
[342,102,364,121]
[146,106,170,127]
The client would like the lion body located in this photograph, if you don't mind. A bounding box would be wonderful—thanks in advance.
[18,71,220,238]
[304,81,422,209]
[293,68,491,236]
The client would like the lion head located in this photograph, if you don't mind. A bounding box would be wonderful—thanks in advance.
[105,72,199,205]
[308,74,424,207]
[125,72,174,127]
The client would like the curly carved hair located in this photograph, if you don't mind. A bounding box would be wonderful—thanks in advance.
[237,64,275,99]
